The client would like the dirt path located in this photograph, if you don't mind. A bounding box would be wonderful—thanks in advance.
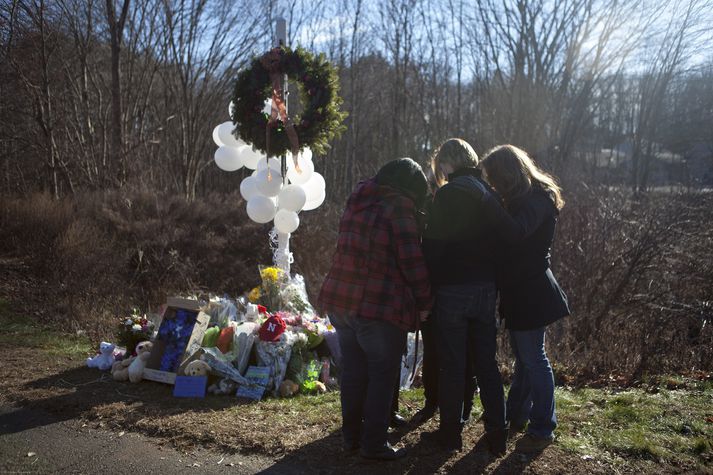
[0,405,277,474]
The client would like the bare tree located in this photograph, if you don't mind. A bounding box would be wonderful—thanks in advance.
[105,0,130,184]
[629,0,709,192]
[155,0,262,200]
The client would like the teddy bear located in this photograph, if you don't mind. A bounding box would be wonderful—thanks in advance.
[279,379,300,398]
[111,355,135,381]
[314,381,327,394]
[128,340,153,383]
[183,359,211,377]
[86,341,116,371]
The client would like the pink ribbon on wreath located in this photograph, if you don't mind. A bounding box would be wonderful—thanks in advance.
[260,48,301,181]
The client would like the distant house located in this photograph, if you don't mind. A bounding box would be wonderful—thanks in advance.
[592,140,713,188]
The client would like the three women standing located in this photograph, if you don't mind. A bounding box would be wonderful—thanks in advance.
[321,143,569,460]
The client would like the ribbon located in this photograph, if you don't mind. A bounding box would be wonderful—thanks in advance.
[260,48,301,181]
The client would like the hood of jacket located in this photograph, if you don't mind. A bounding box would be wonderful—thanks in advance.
[347,178,412,213]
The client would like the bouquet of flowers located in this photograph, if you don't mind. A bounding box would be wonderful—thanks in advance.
[117,310,155,355]
[247,266,286,311]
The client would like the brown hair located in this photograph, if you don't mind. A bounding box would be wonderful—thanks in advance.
[430,138,479,187]
[480,145,564,209]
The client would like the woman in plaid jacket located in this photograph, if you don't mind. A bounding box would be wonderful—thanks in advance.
[319,157,432,461]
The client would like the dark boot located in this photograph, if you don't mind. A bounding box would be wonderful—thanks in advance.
[420,429,463,453]
[485,428,508,456]
[360,443,407,460]
[412,404,437,424]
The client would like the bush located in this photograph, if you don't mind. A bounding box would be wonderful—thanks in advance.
[1,188,711,380]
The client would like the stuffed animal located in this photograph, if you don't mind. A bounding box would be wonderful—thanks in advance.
[111,356,136,381]
[314,381,327,394]
[128,341,153,383]
[208,377,237,395]
[279,379,300,398]
[184,360,211,377]
[86,342,116,371]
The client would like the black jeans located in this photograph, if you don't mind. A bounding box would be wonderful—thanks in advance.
[421,319,478,415]
[331,314,407,452]
[435,283,506,438]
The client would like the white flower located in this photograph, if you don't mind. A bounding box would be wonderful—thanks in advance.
[131,324,142,332]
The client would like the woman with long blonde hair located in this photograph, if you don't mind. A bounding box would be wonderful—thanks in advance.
[421,138,508,455]
[479,145,570,452]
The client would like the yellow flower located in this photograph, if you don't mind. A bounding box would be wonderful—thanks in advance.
[248,286,262,303]
[260,267,283,283]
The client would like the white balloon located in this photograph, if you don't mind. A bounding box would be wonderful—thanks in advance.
[246,196,276,224]
[239,176,259,201]
[287,157,314,185]
[214,146,243,172]
[255,168,283,197]
[251,169,258,177]
[217,121,241,148]
[302,172,326,199]
[256,157,282,172]
[303,187,326,211]
[278,184,307,212]
[240,146,263,170]
[287,148,313,170]
[287,148,313,169]
[262,99,272,115]
[274,209,300,234]
[212,124,224,147]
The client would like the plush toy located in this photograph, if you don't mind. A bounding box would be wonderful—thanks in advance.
[128,341,153,383]
[208,377,237,395]
[86,342,116,371]
[314,381,327,394]
[184,360,211,377]
[111,356,135,381]
[279,379,300,398]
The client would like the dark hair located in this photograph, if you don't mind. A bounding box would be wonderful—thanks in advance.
[376,157,428,206]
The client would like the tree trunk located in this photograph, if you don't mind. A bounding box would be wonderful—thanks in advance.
[105,0,130,186]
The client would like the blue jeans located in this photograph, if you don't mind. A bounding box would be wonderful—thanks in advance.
[331,314,406,452]
[435,283,506,438]
[507,327,557,438]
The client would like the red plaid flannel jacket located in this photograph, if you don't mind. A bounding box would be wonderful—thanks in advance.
[318,179,432,331]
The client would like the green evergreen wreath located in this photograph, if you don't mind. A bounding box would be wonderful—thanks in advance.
[231,46,347,157]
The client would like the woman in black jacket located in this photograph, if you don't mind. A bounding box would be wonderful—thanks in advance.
[480,145,570,452]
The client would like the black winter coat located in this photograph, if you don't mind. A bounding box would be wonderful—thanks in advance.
[484,187,570,330]
[422,168,499,286]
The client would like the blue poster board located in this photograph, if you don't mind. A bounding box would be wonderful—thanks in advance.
[236,366,271,400]
[173,375,207,398]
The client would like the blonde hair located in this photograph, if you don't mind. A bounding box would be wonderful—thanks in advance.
[430,138,479,187]
[480,145,564,210]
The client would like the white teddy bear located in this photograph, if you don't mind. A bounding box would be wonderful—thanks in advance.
[86,341,116,371]
[128,341,154,383]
